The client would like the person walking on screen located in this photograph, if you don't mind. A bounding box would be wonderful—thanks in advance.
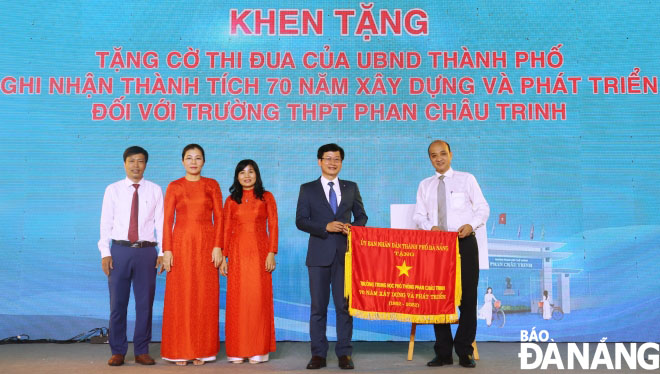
[477,287,498,327]
[160,144,224,366]
[98,146,164,366]
[296,143,368,370]
[542,290,552,320]
[220,159,278,364]
[413,140,489,368]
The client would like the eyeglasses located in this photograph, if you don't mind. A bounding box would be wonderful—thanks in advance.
[321,157,342,163]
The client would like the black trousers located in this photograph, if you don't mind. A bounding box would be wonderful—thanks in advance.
[433,234,479,358]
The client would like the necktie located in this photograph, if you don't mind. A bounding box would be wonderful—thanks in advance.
[128,184,140,242]
[328,181,338,214]
[437,176,447,231]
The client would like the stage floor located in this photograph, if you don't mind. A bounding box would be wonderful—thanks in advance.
[0,341,644,373]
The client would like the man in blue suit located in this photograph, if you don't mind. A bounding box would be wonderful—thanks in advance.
[296,143,368,370]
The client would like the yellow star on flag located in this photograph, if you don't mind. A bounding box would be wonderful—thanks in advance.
[396,261,412,277]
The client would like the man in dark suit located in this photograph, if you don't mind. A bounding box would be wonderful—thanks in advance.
[296,143,368,370]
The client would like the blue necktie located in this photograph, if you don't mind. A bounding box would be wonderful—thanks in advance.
[328,181,338,214]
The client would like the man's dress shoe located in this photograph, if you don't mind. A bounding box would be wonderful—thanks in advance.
[135,353,156,365]
[107,354,124,366]
[338,355,354,370]
[306,356,327,369]
[459,354,477,368]
[427,356,453,366]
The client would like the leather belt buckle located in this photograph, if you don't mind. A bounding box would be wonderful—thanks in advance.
[112,239,156,248]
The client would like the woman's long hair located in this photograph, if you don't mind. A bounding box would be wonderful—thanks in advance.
[229,159,265,203]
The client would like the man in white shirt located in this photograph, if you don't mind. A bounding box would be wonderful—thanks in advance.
[98,146,164,366]
[413,140,489,368]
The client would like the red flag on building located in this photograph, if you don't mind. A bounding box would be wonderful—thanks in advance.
[499,213,507,224]
[345,226,461,323]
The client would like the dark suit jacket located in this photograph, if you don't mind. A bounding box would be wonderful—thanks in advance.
[296,178,368,266]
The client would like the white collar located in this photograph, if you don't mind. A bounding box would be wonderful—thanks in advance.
[320,175,338,186]
[435,167,454,179]
[124,177,144,187]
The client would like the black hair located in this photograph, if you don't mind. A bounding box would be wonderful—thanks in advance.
[486,287,493,293]
[427,140,451,155]
[123,146,148,163]
[317,143,345,160]
[230,159,265,203]
[181,143,205,161]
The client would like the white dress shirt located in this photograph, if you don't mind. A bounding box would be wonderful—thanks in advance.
[98,177,164,257]
[413,168,489,232]
[320,175,342,207]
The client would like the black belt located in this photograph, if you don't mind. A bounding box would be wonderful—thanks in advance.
[112,240,157,248]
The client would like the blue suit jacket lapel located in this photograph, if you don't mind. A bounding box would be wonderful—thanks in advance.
[315,178,335,214]
[336,179,349,215]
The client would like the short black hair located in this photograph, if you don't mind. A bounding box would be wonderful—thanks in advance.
[182,143,205,161]
[317,143,345,160]
[123,146,148,163]
[427,140,451,155]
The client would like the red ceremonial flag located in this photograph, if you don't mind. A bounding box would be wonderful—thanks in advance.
[499,213,507,224]
[345,226,461,323]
